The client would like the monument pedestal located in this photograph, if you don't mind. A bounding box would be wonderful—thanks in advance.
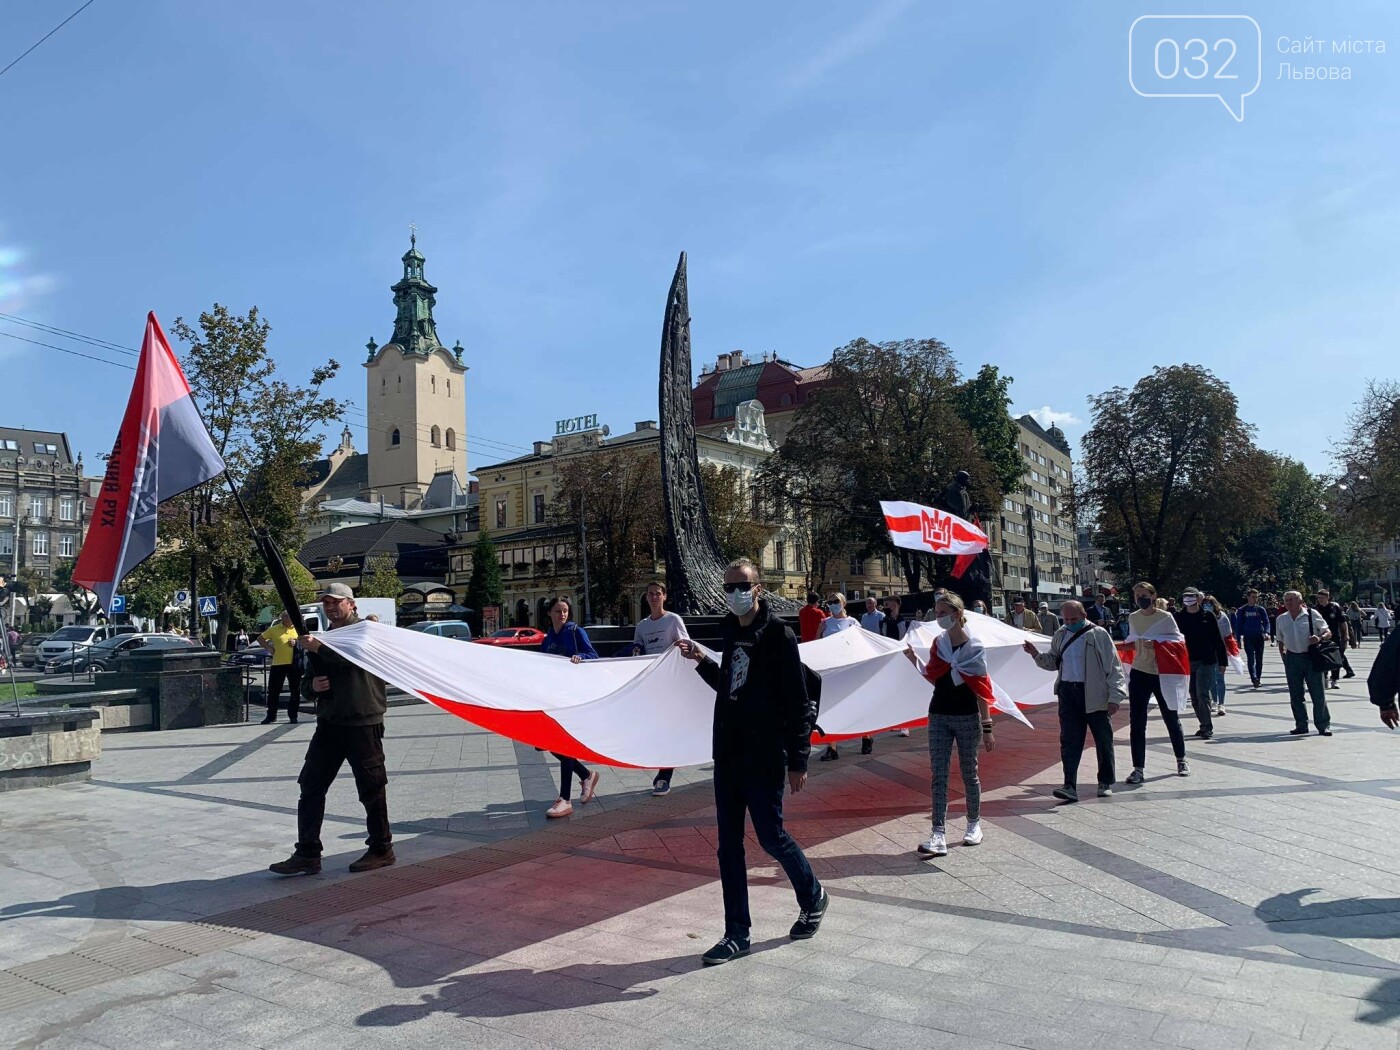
[103,649,243,730]
[0,709,102,791]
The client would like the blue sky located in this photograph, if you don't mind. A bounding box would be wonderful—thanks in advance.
[2,0,1397,475]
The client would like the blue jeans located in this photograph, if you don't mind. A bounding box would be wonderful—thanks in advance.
[1242,635,1266,682]
[1211,666,1226,706]
[714,762,821,941]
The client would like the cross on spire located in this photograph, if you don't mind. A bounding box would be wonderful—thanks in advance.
[409,221,417,248]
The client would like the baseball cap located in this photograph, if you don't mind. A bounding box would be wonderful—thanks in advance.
[317,582,355,600]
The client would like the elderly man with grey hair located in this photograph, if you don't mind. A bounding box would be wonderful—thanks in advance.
[1275,590,1332,736]
[1022,599,1127,803]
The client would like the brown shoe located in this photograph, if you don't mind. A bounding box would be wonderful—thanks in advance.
[348,847,396,873]
[269,853,321,876]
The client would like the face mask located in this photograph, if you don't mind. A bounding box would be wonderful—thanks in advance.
[828,603,842,615]
[1202,603,1215,613]
[936,615,955,630]
[727,589,755,616]
[1065,619,1085,631]
[1136,595,1153,610]
[1183,597,1198,607]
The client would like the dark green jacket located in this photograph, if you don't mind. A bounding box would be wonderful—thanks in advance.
[301,614,387,726]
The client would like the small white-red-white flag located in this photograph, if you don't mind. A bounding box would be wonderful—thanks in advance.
[880,499,989,557]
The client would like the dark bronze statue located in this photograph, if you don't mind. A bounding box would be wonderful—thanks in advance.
[657,252,798,615]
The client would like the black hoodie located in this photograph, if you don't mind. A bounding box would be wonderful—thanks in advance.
[695,600,816,773]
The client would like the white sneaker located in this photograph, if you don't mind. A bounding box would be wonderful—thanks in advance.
[917,829,948,857]
[897,729,910,737]
[962,821,983,846]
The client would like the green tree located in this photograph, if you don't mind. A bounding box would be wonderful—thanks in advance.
[551,449,665,623]
[52,559,102,621]
[759,337,1001,593]
[465,531,504,630]
[357,553,403,599]
[1336,379,1400,537]
[1081,364,1271,594]
[169,304,348,651]
[698,463,776,564]
[286,558,318,605]
[953,364,1025,497]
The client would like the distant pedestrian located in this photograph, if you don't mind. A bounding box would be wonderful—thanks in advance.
[907,590,994,857]
[1205,594,1232,716]
[1313,590,1355,686]
[1004,596,1041,633]
[1038,602,1060,633]
[878,597,904,641]
[677,557,827,967]
[1125,581,1189,784]
[971,600,989,615]
[270,584,393,876]
[859,596,885,633]
[1276,590,1332,736]
[1022,600,1125,802]
[1234,589,1271,689]
[1376,602,1392,642]
[1083,593,1111,628]
[258,611,302,725]
[819,593,870,758]
[1173,587,1226,741]
[629,581,690,797]
[1347,601,1365,643]
[797,592,827,644]
[541,597,601,817]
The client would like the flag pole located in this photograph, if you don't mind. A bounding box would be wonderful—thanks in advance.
[221,472,308,636]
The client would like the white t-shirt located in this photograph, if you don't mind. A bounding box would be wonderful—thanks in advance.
[1376,607,1393,629]
[821,615,861,638]
[632,612,689,655]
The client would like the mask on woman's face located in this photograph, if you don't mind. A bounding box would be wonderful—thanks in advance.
[936,614,955,630]
[727,589,755,616]
[828,603,842,615]
[1203,603,1215,613]
[1137,595,1154,610]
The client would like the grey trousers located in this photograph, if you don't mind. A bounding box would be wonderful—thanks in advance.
[928,713,982,829]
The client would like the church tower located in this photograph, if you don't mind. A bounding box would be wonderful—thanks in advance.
[364,233,468,507]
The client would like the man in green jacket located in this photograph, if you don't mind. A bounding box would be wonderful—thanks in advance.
[270,583,393,876]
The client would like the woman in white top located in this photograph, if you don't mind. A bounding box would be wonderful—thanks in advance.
[626,581,690,797]
[817,592,871,760]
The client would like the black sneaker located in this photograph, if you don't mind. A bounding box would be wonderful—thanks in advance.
[1318,729,1333,737]
[701,936,750,966]
[348,847,396,873]
[819,746,839,762]
[1177,761,1190,776]
[1052,785,1079,803]
[269,853,321,876]
[790,888,829,940]
[1289,727,1309,736]
[1126,769,1145,785]
[651,777,671,797]
[860,737,873,755]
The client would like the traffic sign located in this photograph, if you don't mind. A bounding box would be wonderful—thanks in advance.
[198,595,219,617]
[109,595,127,614]
[175,589,190,605]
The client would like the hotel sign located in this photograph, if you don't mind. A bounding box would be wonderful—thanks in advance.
[555,414,599,435]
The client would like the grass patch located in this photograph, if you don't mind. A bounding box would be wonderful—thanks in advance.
[3,682,38,700]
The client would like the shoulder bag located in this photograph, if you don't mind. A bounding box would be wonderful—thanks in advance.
[1306,609,1344,673]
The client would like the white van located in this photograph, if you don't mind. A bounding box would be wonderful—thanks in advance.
[37,623,141,665]
[298,598,397,632]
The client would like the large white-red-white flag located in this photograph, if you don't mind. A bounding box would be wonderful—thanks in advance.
[1118,618,1192,710]
[880,500,989,557]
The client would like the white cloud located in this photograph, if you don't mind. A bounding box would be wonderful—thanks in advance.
[1025,405,1081,429]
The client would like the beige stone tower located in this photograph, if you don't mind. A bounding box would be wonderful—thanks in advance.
[364,235,468,507]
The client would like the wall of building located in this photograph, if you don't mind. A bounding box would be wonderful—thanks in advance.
[364,346,467,506]
[0,430,87,587]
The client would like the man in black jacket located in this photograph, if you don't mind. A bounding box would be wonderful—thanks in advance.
[1313,589,1356,686]
[270,583,394,876]
[678,558,827,965]
[1173,587,1227,740]
[1368,626,1400,728]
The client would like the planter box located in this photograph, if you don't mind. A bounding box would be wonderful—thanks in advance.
[0,709,102,791]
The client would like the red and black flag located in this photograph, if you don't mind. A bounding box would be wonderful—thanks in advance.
[74,313,225,613]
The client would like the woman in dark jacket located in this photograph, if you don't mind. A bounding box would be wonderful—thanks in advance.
[540,597,600,818]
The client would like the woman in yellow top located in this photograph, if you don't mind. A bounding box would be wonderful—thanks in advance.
[258,611,302,725]
[1126,582,1188,784]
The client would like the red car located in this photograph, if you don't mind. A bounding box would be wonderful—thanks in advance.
[473,627,546,647]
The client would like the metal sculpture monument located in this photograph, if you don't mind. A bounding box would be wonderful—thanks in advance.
[657,252,798,616]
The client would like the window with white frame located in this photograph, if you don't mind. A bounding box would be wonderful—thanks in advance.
[59,533,75,557]
[29,495,45,518]
[59,496,76,521]
[0,531,11,556]
[32,531,48,556]
[0,493,11,517]
[33,442,58,456]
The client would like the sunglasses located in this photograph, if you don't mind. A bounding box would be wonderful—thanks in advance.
[722,582,756,594]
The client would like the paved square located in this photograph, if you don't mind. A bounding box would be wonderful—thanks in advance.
[3,642,1399,1049]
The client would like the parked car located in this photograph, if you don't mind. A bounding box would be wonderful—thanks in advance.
[406,620,474,641]
[473,627,546,647]
[37,624,140,666]
[16,632,50,668]
[227,644,272,668]
[45,632,199,674]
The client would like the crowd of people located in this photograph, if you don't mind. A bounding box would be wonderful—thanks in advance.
[262,572,1400,969]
